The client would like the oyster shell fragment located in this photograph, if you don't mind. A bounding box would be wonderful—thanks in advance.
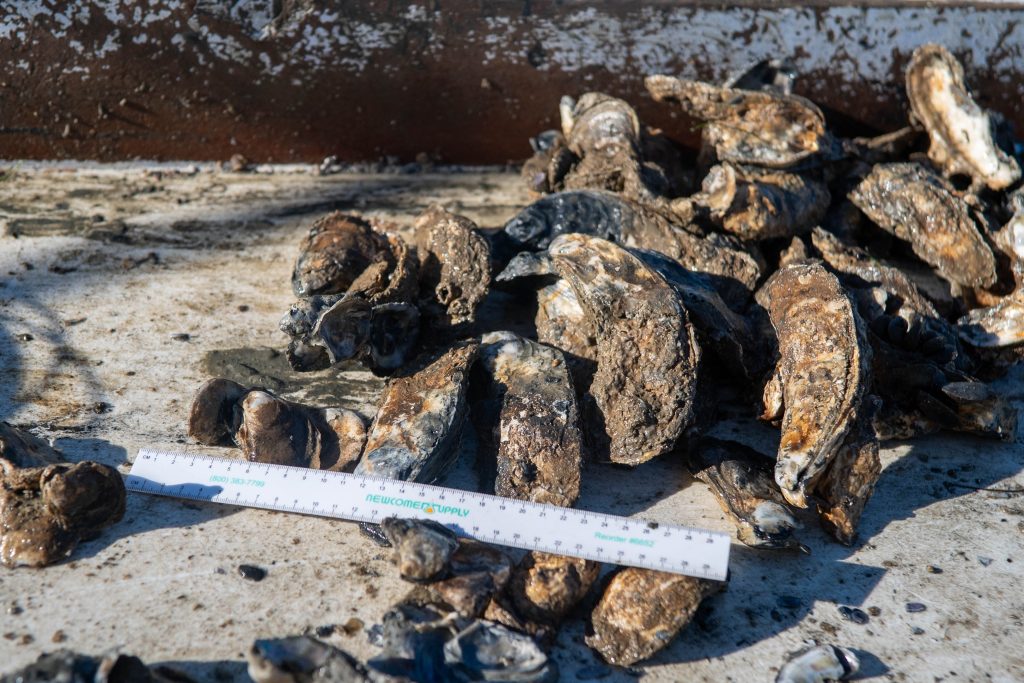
[1,425,126,568]
[776,644,860,683]
[958,291,1024,348]
[549,234,701,464]
[444,619,558,682]
[381,517,460,583]
[906,44,1020,191]
[248,636,377,683]
[586,568,724,666]
[1,650,192,683]
[848,163,997,289]
[688,437,805,551]
[757,262,871,508]
[356,342,478,484]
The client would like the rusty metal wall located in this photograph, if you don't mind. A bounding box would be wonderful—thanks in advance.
[2,1,1024,163]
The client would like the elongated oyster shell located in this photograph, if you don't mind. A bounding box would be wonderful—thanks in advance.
[356,342,478,484]
[645,74,836,168]
[559,93,649,199]
[848,163,997,289]
[958,291,1024,348]
[412,206,492,330]
[688,437,804,551]
[691,162,830,241]
[757,262,871,508]
[586,568,724,666]
[812,397,881,545]
[472,331,582,507]
[549,234,701,464]
[906,44,1020,191]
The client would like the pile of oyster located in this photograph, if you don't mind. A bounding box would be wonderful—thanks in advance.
[185,44,1022,677]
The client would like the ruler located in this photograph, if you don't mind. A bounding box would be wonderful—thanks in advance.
[126,449,730,581]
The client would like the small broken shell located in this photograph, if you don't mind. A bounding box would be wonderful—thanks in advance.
[411,206,492,329]
[1,458,126,568]
[506,551,600,625]
[757,262,871,508]
[848,163,997,289]
[586,568,724,666]
[0,421,63,471]
[472,332,583,507]
[692,163,830,241]
[443,619,558,683]
[688,438,804,551]
[423,540,513,618]
[645,74,836,168]
[812,398,881,546]
[291,212,389,297]
[958,292,1024,348]
[381,517,460,583]
[247,636,372,683]
[549,234,701,464]
[356,342,478,484]
[906,44,1020,191]
[775,644,860,683]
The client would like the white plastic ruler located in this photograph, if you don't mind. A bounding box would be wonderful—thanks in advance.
[126,448,730,581]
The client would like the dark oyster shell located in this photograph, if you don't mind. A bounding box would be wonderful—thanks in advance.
[848,163,997,289]
[443,619,557,682]
[0,421,63,470]
[688,437,804,551]
[586,568,724,666]
[1,451,125,568]
[757,262,872,508]
[549,234,701,464]
[0,651,187,683]
[421,540,513,618]
[775,644,860,683]
[906,44,1020,191]
[506,551,600,626]
[356,342,478,484]
[645,74,836,168]
[559,92,649,199]
[472,332,582,507]
[186,378,248,446]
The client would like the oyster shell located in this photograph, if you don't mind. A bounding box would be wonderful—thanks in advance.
[356,342,478,484]
[848,163,997,289]
[248,636,376,683]
[1,445,126,568]
[958,291,1024,348]
[0,651,189,683]
[506,551,600,626]
[757,262,871,508]
[906,44,1020,191]
[634,248,763,380]
[812,397,881,545]
[187,383,366,471]
[411,206,492,330]
[0,421,63,470]
[689,162,830,241]
[500,190,762,304]
[645,74,836,168]
[549,234,701,464]
[725,58,796,95]
[775,644,860,683]
[472,331,582,507]
[688,437,804,551]
[586,568,724,666]
[421,540,513,618]
[381,517,460,584]
[559,93,649,199]
[291,213,390,297]
[443,619,558,682]
[520,130,576,195]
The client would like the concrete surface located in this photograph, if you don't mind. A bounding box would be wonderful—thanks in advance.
[0,165,1022,682]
